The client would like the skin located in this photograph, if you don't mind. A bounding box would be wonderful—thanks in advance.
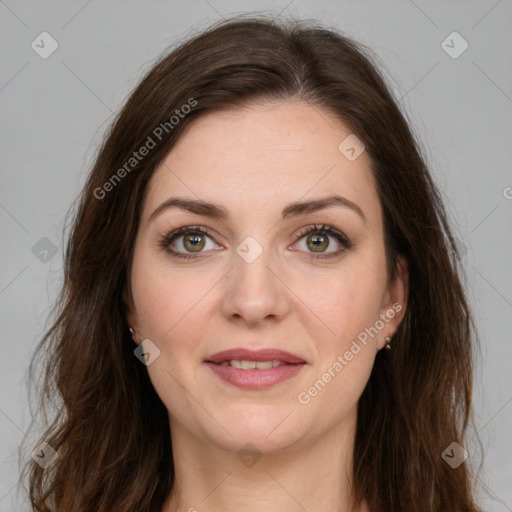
[124,100,408,512]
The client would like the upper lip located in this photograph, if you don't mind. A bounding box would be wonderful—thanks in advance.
[205,348,306,364]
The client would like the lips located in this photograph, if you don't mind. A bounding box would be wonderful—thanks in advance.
[205,348,306,365]
[204,348,307,389]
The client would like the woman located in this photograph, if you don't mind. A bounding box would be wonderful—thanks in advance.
[23,14,483,512]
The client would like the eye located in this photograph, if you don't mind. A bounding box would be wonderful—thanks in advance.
[158,226,220,260]
[292,224,352,260]
[159,223,352,260]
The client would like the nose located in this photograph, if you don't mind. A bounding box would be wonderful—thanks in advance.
[221,243,291,326]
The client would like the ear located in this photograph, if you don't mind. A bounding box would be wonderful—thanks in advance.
[122,284,141,345]
[377,255,408,350]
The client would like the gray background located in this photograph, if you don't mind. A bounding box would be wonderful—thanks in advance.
[1,1,511,510]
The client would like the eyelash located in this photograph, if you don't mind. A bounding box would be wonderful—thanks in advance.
[158,224,352,261]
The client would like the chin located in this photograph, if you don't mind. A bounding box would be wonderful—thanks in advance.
[208,409,305,452]
[213,430,302,456]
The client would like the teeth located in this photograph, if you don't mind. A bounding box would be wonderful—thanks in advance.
[222,359,284,369]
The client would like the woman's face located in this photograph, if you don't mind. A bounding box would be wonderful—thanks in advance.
[125,100,407,453]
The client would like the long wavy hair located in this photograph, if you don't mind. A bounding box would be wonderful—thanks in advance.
[21,14,483,512]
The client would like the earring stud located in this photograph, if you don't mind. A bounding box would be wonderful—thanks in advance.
[385,336,392,350]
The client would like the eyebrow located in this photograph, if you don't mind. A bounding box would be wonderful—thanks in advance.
[148,194,366,225]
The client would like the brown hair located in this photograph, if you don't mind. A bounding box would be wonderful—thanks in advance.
[21,13,483,511]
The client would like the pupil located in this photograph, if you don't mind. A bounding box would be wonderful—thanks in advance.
[309,234,328,252]
[185,234,204,251]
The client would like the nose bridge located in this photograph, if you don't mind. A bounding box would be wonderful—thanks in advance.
[222,234,289,322]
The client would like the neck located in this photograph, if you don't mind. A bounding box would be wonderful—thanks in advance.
[162,410,368,512]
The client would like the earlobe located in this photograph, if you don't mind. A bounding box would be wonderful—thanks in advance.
[128,326,140,345]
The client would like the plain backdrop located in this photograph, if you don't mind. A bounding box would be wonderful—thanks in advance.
[1,1,511,510]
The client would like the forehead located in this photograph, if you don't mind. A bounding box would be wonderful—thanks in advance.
[142,100,380,225]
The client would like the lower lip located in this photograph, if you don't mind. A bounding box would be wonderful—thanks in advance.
[205,362,306,389]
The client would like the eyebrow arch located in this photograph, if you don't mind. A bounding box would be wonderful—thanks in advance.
[148,194,366,225]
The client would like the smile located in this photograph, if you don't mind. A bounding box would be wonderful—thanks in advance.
[219,359,286,369]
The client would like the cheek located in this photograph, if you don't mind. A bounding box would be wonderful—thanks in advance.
[295,270,382,419]
[130,248,204,339]
[130,252,212,408]
[299,257,387,345]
